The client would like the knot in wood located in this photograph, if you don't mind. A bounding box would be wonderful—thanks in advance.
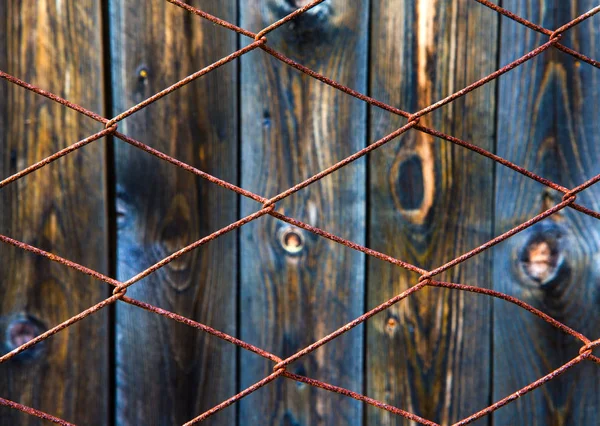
[5,315,47,360]
[279,226,305,254]
[267,0,332,43]
[137,66,149,80]
[385,316,399,336]
[518,223,566,286]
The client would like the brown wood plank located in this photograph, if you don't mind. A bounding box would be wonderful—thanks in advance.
[108,0,239,424]
[239,1,369,424]
[367,1,499,424]
[493,1,600,424]
[0,0,109,424]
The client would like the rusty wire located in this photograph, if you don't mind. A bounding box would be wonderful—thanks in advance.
[1,0,599,424]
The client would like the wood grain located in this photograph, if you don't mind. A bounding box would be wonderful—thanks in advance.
[108,0,239,424]
[239,0,369,424]
[493,1,600,424]
[367,0,498,424]
[0,0,109,424]
[2,1,599,424]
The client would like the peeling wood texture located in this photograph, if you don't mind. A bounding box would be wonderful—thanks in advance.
[367,0,498,424]
[493,1,600,425]
[108,0,238,424]
[0,0,109,424]
[239,1,368,424]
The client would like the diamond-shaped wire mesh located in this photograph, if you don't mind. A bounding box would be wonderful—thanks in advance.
[1,0,599,424]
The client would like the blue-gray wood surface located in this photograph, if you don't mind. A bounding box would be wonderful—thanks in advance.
[493,1,600,425]
[0,1,598,425]
[108,0,239,425]
[239,1,368,424]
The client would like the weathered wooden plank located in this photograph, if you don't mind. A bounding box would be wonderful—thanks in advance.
[367,1,498,424]
[493,1,600,424]
[239,1,369,424]
[108,0,239,424]
[0,0,109,424]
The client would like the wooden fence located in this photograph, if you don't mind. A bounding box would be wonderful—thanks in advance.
[0,0,599,425]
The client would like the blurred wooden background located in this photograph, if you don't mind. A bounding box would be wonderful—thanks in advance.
[1,0,599,425]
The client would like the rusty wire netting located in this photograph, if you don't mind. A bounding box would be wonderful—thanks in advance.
[1,0,599,424]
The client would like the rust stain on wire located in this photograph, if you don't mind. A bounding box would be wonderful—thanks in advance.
[0,397,76,426]
[0,126,117,189]
[104,39,265,128]
[121,296,282,364]
[182,370,286,426]
[114,206,274,293]
[0,292,125,364]
[451,355,588,426]
[422,196,576,280]
[0,0,599,424]
[282,372,440,426]
[254,0,327,40]
[427,281,591,347]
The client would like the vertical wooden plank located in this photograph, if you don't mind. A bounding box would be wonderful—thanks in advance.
[239,1,368,424]
[0,0,109,424]
[108,0,238,424]
[493,1,600,424]
[367,0,498,424]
